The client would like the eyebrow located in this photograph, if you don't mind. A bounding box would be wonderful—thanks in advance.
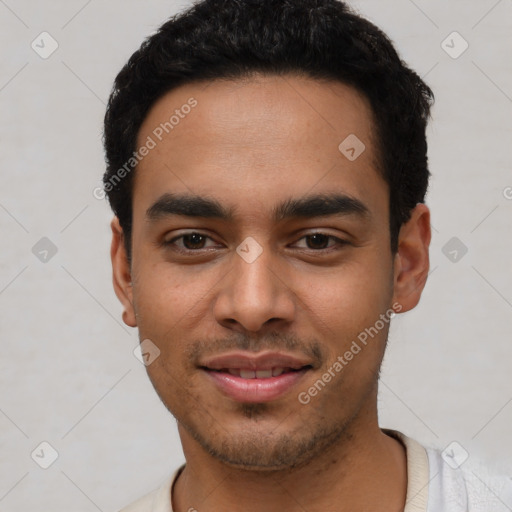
[145,192,370,223]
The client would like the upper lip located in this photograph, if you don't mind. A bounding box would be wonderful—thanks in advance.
[199,351,313,371]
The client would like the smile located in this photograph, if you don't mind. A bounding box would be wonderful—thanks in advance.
[211,367,301,378]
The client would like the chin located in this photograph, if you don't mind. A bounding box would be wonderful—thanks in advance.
[180,411,352,473]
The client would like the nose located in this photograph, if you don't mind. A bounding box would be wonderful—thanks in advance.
[213,243,296,333]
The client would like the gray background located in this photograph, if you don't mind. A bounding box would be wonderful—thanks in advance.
[1,0,511,510]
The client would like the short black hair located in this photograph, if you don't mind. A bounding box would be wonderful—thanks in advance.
[103,0,434,262]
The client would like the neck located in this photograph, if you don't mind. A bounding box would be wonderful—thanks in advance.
[172,405,407,512]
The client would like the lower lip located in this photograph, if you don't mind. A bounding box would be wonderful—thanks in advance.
[202,369,309,403]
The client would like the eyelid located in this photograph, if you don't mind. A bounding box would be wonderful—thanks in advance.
[163,230,348,252]
[165,231,220,250]
[290,233,348,250]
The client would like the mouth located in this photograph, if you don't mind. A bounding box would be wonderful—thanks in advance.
[198,351,314,403]
[204,366,310,378]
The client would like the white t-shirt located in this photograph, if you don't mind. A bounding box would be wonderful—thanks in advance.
[118,430,512,511]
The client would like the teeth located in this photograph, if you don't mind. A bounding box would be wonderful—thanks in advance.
[255,369,272,378]
[224,367,289,379]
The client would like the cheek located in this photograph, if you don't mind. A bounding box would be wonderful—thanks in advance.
[298,257,393,324]
[294,256,394,381]
[133,261,214,325]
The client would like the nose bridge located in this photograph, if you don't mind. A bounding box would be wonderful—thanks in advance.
[235,245,276,301]
[214,239,294,332]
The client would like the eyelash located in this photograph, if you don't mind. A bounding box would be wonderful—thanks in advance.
[163,232,348,254]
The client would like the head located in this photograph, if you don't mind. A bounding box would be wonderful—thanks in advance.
[104,0,433,471]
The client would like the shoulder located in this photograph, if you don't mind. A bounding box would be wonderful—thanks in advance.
[119,488,159,512]
[117,465,184,512]
[425,443,512,511]
[385,429,512,512]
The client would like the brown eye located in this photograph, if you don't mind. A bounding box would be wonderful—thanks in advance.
[181,233,207,249]
[165,232,217,251]
[293,233,346,251]
[305,233,331,249]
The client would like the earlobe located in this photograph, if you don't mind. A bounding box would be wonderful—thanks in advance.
[391,203,431,313]
[110,217,137,328]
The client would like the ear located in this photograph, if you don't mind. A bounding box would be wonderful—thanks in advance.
[391,203,431,313]
[110,217,137,327]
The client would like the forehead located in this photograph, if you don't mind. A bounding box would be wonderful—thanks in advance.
[132,73,386,226]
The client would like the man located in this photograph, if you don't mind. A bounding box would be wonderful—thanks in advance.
[102,0,512,510]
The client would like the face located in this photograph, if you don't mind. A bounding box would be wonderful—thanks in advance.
[111,74,430,471]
